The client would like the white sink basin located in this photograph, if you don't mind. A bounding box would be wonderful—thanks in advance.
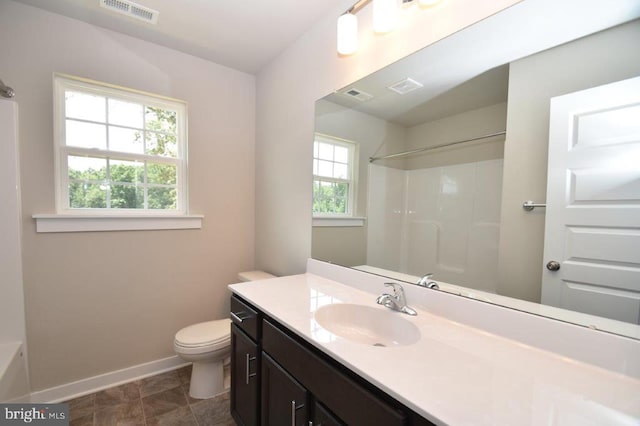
[314,303,421,347]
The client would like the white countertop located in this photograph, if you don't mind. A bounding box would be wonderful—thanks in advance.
[229,272,640,426]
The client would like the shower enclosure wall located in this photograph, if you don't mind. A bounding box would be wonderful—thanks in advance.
[0,98,30,402]
[367,159,504,293]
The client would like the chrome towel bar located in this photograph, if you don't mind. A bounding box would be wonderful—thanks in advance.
[522,200,546,211]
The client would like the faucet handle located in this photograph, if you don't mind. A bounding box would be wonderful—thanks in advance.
[383,282,405,299]
[417,273,434,287]
[382,283,416,315]
[383,282,401,292]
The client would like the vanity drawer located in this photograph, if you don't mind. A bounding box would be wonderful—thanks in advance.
[230,295,260,341]
[262,319,407,426]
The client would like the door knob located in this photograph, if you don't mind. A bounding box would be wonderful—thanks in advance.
[546,261,561,271]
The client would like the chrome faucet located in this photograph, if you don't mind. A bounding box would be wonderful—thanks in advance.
[417,273,439,289]
[376,283,417,316]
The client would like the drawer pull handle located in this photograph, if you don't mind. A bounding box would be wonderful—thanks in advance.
[231,311,248,323]
[245,354,256,385]
[291,400,304,426]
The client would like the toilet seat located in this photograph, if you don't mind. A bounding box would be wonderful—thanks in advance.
[174,319,230,355]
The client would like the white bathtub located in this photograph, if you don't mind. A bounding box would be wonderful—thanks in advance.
[0,341,30,402]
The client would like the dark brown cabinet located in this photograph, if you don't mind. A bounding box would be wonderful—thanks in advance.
[230,324,260,426]
[230,295,262,426]
[312,401,345,426]
[262,318,406,426]
[261,353,309,426]
[230,295,435,426]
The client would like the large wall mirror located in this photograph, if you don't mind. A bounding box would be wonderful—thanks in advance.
[312,0,640,339]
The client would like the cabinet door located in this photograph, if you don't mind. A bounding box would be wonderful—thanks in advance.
[263,320,407,426]
[261,353,308,426]
[312,400,345,426]
[231,324,260,426]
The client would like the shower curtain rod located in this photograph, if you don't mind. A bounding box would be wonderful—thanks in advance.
[369,130,506,163]
[0,79,15,98]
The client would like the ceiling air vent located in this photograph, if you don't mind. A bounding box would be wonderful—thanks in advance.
[99,0,159,25]
[388,78,423,95]
[341,88,373,102]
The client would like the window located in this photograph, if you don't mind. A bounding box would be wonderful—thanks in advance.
[313,134,357,216]
[53,74,187,214]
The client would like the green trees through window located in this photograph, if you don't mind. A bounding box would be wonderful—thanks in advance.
[66,105,179,210]
[313,181,348,214]
[68,161,176,209]
[312,135,356,216]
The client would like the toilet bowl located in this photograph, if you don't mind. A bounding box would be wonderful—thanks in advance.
[174,270,276,399]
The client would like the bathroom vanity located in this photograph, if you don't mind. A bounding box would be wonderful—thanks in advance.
[230,294,431,426]
[229,260,640,426]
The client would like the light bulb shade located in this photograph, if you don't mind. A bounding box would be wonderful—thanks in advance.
[418,0,440,6]
[373,0,398,33]
[337,13,358,55]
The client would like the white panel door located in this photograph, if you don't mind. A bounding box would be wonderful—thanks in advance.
[541,76,640,324]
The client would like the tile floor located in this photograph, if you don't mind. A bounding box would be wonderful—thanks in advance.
[65,365,234,426]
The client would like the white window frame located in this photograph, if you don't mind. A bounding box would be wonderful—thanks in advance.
[54,74,188,215]
[33,74,201,233]
[312,133,359,218]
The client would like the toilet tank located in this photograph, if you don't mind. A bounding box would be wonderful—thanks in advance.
[237,270,276,282]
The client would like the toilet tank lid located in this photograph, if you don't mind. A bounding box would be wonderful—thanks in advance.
[238,270,276,282]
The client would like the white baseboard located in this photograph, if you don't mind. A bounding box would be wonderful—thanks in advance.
[30,355,189,403]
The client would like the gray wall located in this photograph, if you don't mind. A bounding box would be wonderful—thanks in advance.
[405,102,507,170]
[497,20,640,302]
[0,1,256,391]
[312,227,367,266]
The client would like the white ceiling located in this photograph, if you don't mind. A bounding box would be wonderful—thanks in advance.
[326,65,509,127]
[11,0,348,74]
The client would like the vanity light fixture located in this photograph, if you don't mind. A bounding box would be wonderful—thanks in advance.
[373,0,398,33]
[337,0,369,56]
[337,12,358,55]
[337,0,442,55]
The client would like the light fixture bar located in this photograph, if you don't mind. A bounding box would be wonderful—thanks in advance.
[337,0,442,55]
[346,0,373,15]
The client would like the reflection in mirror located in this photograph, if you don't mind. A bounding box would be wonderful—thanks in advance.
[312,2,640,339]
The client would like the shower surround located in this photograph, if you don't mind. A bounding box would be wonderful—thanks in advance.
[367,159,504,293]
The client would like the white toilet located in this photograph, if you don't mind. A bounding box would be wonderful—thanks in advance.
[174,270,275,399]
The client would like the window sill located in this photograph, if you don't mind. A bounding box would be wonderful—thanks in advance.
[32,214,203,233]
[312,216,366,227]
